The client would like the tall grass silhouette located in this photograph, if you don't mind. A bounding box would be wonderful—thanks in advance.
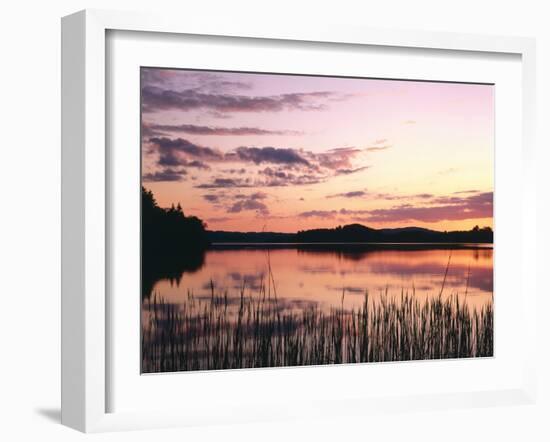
[141,273,493,373]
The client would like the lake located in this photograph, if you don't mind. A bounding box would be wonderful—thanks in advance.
[145,243,493,313]
[141,243,493,372]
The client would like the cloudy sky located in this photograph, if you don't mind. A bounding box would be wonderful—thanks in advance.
[141,68,493,233]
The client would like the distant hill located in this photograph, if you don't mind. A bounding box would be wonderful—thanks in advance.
[207,223,493,244]
[296,224,492,243]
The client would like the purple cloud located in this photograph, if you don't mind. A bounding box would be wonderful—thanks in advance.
[196,173,324,189]
[142,86,338,114]
[298,192,492,223]
[314,147,362,170]
[233,146,310,166]
[145,136,370,188]
[185,160,211,170]
[453,189,480,195]
[202,194,220,203]
[259,167,323,186]
[147,137,223,170]
[228,198,269,215]
[367,192,493,223]
[297,208,369,218]
[145,123,301,137]
[327,190,367,199]
[234,191,268,200]
[141,68,253,93]
[262,173,325,187]
[196,178,252,189]
[366,145,391,152]
[142,168,187,182]
[338,208,369,215]
[327,190,435,201]
[298,210,339,218]
[335,166,370,175]
[150,137,223,160]
[261,167,292,179]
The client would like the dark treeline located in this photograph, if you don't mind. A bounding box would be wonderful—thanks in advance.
[296,223,493,243]
[142,187,209,298]
[207,230,295,243]
[208,223,493,244]
[142,186,209,251]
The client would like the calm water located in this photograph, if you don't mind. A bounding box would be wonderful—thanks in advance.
[147,244,493,313]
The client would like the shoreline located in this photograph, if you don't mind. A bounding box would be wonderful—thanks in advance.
[207,242,493,250]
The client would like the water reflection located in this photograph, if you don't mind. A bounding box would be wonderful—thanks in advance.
[141,248,205,299]
[145,244,493,312]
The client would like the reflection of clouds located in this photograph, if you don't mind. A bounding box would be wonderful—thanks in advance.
[185,295,319,315]
[368,260,493,294]
[227,271,265,283]
[227,271,266,291]
[152,247,493,316]
[408,284,433,292]
[298,264,336,274]
[194,294,244,306]
[326,285,365,294]
[297,252,493,295]
[445,271,493,293]
[368,260,447,274]
[201,271,267,292]
[298,255,491,279]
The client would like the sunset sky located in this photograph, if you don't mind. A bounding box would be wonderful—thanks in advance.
[141,68,493,233]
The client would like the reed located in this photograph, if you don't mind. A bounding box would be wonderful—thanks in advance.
[141,279,493,373]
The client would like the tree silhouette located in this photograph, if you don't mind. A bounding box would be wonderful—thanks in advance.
[142,187,209,254]
[141,187,209,298]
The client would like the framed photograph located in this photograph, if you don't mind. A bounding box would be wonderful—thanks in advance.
[61,9,537,432]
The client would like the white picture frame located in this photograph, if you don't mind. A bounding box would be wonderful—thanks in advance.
[61,9,537,433]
